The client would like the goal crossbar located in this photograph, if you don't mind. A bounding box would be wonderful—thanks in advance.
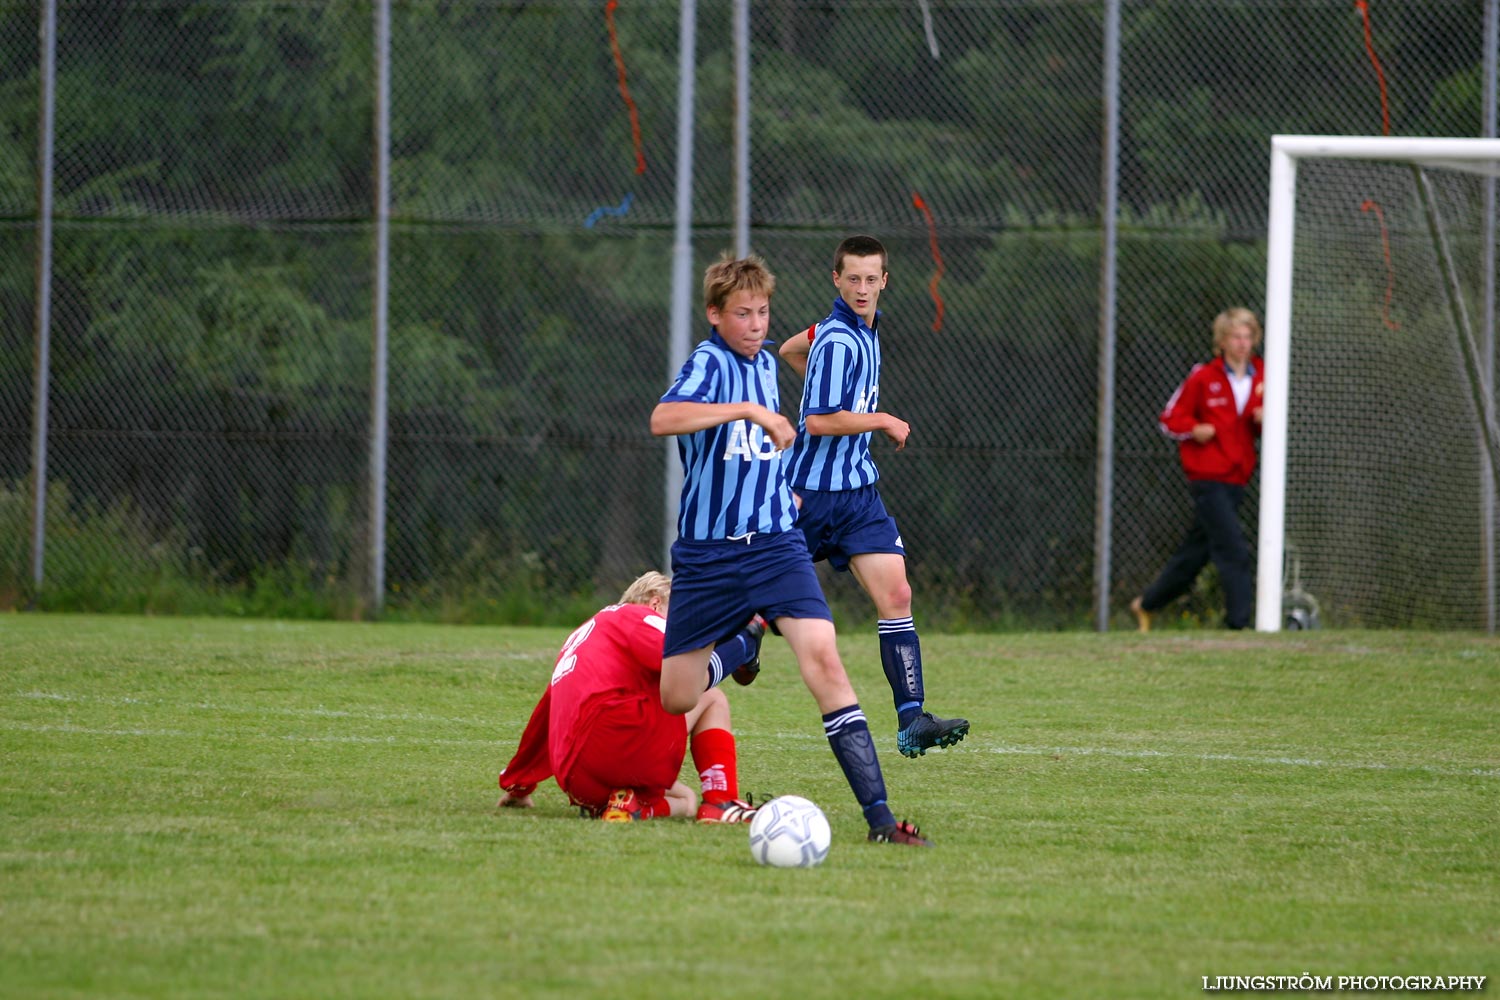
[1258,135,1500,631]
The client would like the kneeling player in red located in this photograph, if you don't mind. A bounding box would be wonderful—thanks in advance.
[496,571,763,823]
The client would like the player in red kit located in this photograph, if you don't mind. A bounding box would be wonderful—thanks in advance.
[496,571,764,823]
[1130,308,1265,631]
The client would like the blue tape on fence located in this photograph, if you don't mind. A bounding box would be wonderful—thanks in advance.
[584,192,635,228]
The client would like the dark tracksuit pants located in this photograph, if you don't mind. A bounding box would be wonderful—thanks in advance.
[1141,480,1253,629]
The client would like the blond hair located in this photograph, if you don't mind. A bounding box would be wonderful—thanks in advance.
[1212,307,1263,354]
[619,571,671,607]
[702,253,776,311]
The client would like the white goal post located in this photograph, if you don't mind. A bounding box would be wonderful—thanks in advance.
[1257,135,1500,631]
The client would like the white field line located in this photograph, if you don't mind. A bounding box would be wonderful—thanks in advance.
[10,690,1498,778]
[12,689,498,728]
[2,721,496,747]
[980,742,1500,779]
[761,731,1500,780]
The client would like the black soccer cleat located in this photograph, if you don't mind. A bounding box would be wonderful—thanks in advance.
[896,711,970,758]
[868,819,933,847]
[732,615,768,686]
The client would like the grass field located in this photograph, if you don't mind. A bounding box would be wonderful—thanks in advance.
[2,613,1496,999]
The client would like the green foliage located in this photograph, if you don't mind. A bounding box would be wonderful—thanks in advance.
[0,478,609,624]
[2,617,1497,997]
[0,477,328,616]
[0,3,1491,624]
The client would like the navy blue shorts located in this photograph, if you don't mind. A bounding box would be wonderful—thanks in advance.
[792,484,905,572]
[663,529,832,657]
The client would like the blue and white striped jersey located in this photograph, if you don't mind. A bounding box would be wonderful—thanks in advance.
[785,297,882,491]
[660,331,798,541]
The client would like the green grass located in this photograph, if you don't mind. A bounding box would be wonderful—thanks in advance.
[2,615,1496,999]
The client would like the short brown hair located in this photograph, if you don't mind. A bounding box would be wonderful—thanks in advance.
[833,235,888,275]
[619,571,671,607]
[703,253,776,311]
[1212,307,1262,354]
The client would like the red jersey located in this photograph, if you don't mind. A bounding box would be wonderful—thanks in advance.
[499,602,670,796]
[1158,356,1265,485]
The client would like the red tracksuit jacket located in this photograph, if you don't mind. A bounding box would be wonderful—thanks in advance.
[1157,355,1265,486]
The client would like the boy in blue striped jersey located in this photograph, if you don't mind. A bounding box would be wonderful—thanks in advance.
[651,253,931,846]
[779,235,970,758]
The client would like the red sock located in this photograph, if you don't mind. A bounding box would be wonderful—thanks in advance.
[691,728,738,804]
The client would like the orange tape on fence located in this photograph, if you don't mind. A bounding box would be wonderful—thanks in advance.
[911,191,946,332]
[605,0,647,175]
[1360,199,1401,330]
[1353,3,1398,329]
[1353,0,1392,136]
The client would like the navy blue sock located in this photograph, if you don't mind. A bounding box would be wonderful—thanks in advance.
[704,631,754,689]
[879,617,925,729]
[823,704,895,830]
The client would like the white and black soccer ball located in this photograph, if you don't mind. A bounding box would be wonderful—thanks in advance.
[747,795,831,868]
[1285,606,1317,630]
[1283,596,1321,630]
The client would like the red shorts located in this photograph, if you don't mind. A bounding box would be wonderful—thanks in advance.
[554,695,687,816]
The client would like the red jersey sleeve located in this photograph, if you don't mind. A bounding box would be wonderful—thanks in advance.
[1158,364,1205,440]
[498,687,553,797]
[618,604,669,676]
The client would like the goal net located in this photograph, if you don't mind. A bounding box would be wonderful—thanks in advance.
[1258,136,1500,631]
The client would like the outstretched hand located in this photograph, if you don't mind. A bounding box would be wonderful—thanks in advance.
[498,790,535,810]
[882,415,911,451]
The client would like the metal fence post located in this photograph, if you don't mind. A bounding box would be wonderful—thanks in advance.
[1093,0,1121,631]
[663,0,697,569]
[1482,0,1497,634]
[28,0,57,596]
[733,0,749,257]
[369,0,391,615]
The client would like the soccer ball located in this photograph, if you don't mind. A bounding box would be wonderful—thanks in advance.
[747,795,831,868]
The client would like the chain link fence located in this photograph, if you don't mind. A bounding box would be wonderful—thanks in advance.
[0,0,1492,626]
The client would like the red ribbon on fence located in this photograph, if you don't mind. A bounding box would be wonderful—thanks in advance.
[911,191,946,332]
[1360,199,1401,330]
[1352,0,1392,136]
[1353,2,1398,329]
[605,0,647,175]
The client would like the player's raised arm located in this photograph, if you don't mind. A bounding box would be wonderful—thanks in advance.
[777,323,816,377]
[650,400,795,450]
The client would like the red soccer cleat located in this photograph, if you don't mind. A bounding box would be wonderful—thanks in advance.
[600,788,643,822]
[695,797,759,824]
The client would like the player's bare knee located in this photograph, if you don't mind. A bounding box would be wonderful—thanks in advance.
[660,683,698,715]
[661,651,712,715]
[876,581,913,616]
[662,694,695,715]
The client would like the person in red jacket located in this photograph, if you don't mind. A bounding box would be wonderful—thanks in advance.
[1130,308,1265,631]
[496,571,764,823]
